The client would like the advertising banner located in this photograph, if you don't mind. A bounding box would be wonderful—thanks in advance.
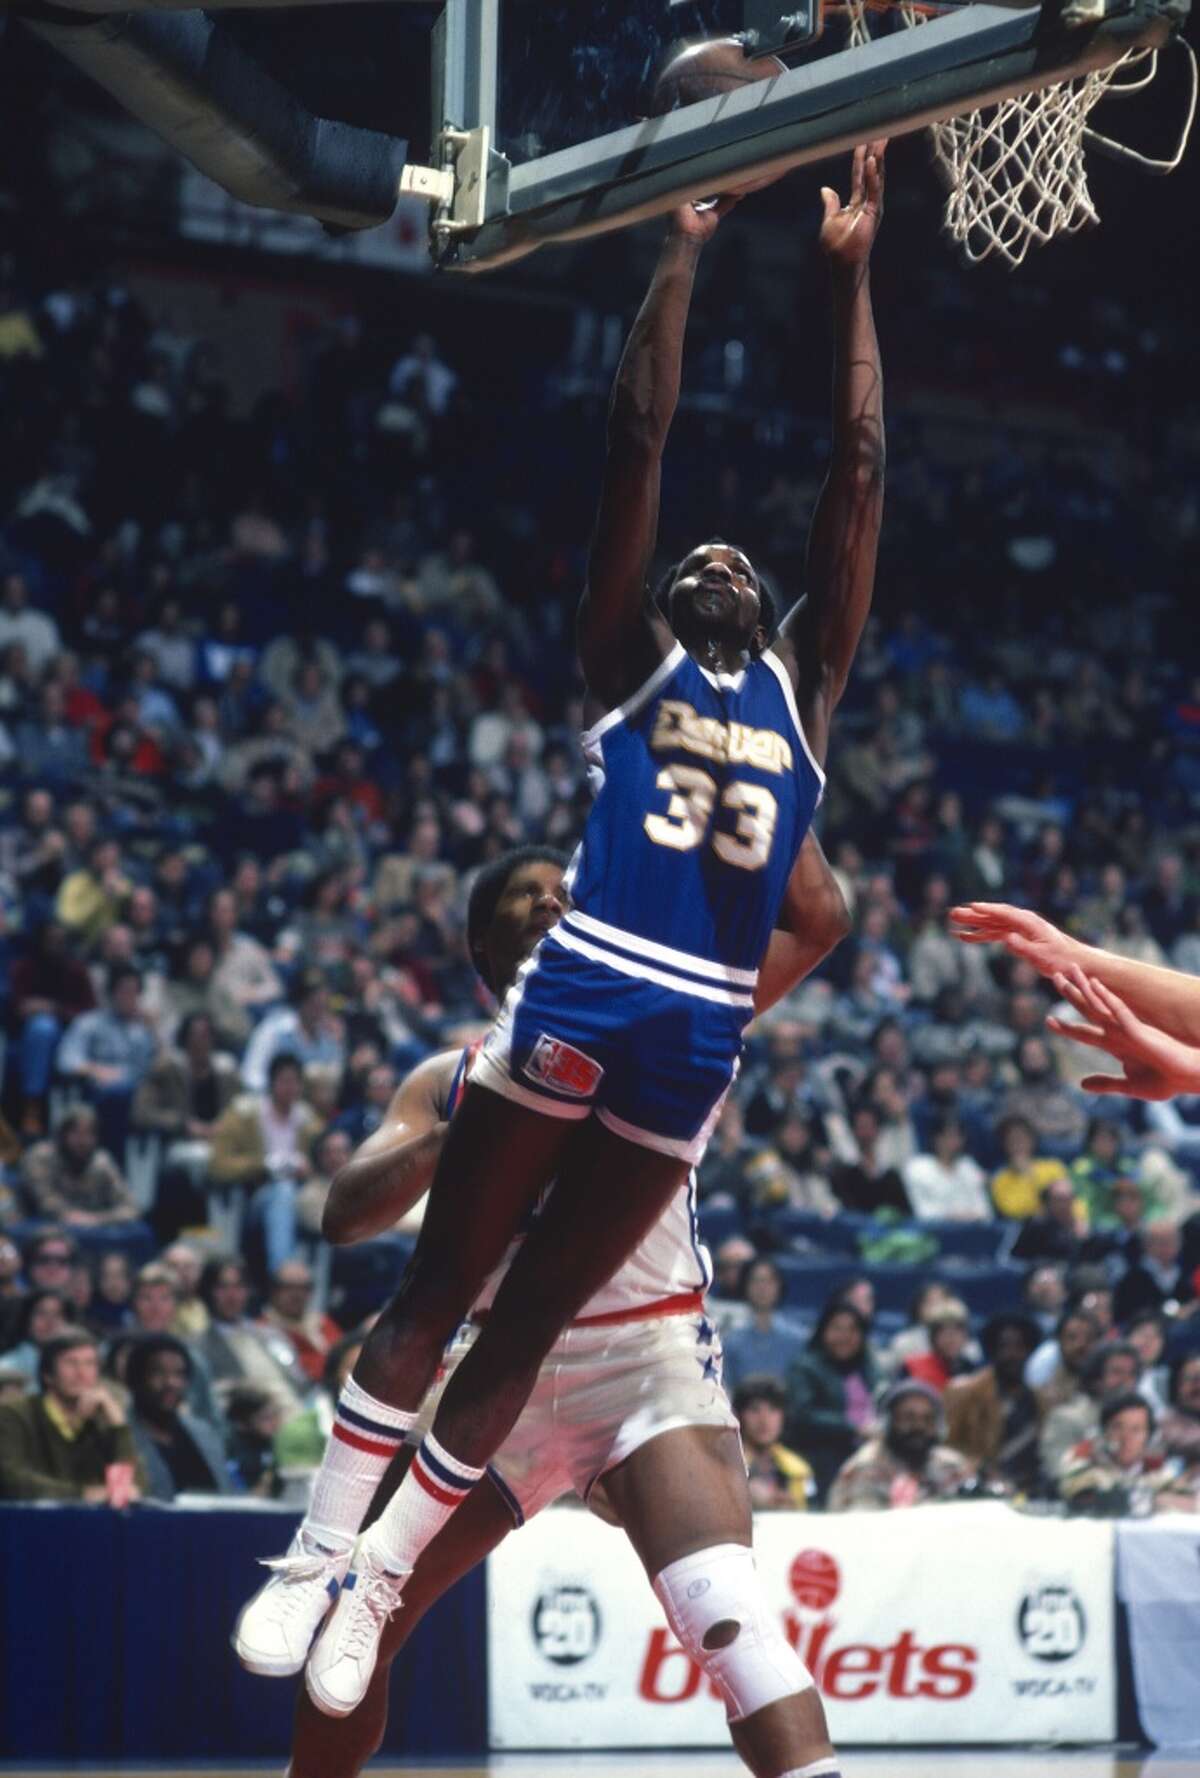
[487,1501,1115,1748]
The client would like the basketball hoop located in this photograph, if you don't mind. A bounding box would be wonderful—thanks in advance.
[826,0,1197,266]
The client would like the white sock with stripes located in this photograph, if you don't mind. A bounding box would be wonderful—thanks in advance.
[360,1433,485,1575]
[303,1377,415,1551]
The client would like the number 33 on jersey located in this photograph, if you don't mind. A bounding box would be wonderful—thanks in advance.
[564,641,825,989]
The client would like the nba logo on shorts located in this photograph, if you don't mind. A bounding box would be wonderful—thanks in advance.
[524,1034,604,1100]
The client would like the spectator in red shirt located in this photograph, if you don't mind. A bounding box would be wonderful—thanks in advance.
[904,1298,975,1394]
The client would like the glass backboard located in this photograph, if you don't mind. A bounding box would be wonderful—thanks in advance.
[430,0,1188,270]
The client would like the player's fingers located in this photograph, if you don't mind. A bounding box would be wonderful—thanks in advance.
[850,143,865,201]
[1066,969,1126,1031]
[1052,968,1105,1022]
[820,186,841,222]
[1047,980,1106,1026]
[1087,977,1137,1031]
[1046,1016,1110,1051]
[1080,1074,1132,1096]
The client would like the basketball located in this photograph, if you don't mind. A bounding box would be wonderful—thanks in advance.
[650,36,787,116]
[649,38,789,197]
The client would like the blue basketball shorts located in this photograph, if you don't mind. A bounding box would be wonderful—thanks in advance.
[471,926,748,1164]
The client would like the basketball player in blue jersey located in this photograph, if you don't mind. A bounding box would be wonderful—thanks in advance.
[238,842,852,1778]
[269,145,885,1724]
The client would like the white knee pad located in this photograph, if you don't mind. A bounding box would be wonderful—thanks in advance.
[652,1542,814,1723]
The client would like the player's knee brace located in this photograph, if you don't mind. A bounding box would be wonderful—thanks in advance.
[652,1542,814,1723]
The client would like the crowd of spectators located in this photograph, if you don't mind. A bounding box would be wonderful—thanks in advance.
[0,209,1198,1515]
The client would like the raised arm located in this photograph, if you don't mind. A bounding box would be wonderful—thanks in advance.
[320,1050,455,1245]
[577,199,736,710]
[776,144,886,765]
[755,829,851,1015]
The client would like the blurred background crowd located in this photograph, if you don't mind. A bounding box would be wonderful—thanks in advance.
[0,85,1198,1522]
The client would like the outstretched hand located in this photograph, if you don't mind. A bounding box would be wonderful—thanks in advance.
[819,141,886,266]
[669,191,742,244]
[949,902,1082,978]
[1046,965,1200,1101]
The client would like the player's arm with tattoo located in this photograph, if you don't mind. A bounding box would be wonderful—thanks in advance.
[577,199,738,708]
[755,830,851,1014]
[321,1053,455,1244]
[776,143,886,764]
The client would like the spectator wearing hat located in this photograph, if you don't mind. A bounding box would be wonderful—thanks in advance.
[827,1379,974,1510]
[125,1334,232,1501]
[0,1327,144,1501]
[901,1298,974,1394]
[734,1376,814,1510]
[944,1312,1042,1492]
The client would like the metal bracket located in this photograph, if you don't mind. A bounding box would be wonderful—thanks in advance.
[399,163,455,205]
[398,123,510,258]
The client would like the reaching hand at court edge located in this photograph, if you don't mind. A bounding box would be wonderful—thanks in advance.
[1046,965,1200,1101]
[820,140,887,264]
[949,901,1081,977]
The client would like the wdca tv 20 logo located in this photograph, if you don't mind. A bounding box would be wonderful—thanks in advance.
[532,1583,602,1666]
[1016,1582,1087,1662]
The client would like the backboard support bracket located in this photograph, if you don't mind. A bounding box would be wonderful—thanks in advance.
[399,123,511,245]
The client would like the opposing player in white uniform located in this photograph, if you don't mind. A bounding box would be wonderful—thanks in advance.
[238,841,851,1778]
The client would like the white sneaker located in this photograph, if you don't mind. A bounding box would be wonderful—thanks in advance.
[304,1536,409,1718]
[233,1532,350,1677]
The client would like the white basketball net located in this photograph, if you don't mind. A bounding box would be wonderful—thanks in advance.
[837,0,1197,267]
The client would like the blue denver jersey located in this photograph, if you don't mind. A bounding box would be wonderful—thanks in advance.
[559,641,824,1011]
